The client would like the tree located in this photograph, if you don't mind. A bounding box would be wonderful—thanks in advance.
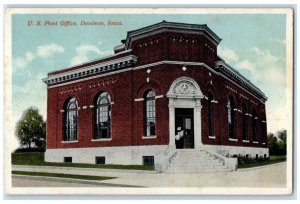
[267,129,287,155]
[267,133,279,155]
[16,107,46,150]
[277,129,287,155]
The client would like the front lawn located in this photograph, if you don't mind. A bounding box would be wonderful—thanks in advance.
[12,152,155,171]
[12,170,116,181]
[238,155,286,169]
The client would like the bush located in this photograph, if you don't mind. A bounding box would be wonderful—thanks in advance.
[13,148,45,153]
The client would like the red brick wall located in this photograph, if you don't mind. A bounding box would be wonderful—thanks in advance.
[46,31,267,150]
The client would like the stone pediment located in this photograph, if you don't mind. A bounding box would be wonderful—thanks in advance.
[167,77,203,98]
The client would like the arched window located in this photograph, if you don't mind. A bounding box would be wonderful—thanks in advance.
[227,96,236,139]
[252,108,257,141]
[94,92,111,139]
[64,97,78,141]
[242,103,248,141]
[145,90,156,136]
[208,92,214,136]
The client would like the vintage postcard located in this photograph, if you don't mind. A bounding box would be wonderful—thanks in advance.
[4,8,293,195]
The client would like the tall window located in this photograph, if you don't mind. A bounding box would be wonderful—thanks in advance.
[145,90,156,136]
[227,96,236,139]
[208,92,214,136]
[252,108,257,141]
[94,92,111,139]
[64,97,78,141]
[242,103,248,140]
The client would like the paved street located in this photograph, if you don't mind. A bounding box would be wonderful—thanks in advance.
[12,162,287,188]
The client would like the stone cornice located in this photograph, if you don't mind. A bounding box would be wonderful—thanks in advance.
[43,55,138,86]
[125,21,222,49]
[215,60,267,102]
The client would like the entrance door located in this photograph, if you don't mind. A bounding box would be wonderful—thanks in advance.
[175,108,194,149]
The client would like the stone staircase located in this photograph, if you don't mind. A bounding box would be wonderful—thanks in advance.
[166,149,231,173]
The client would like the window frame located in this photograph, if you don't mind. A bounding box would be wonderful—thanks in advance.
[227,96,236,139]
[208,92,214,136]
[94,92,112,140]
[144,90,156,137]
[252,108,258,142]
[242,103,248,141]
[63,97,78,142]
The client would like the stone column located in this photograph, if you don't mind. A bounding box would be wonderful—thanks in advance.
[194,98,203,149]
[168,98,176,149]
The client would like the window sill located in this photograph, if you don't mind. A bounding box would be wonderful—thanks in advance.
[229,138,238,142]
[253,141,259,144]
[243,140,250,143]
[142,135,157,139]
[208,136,216,139]
[91,138,112,141]
[61,140,78,143]
[262,143,266,145]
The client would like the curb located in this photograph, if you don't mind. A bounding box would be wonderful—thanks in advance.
[12,165,159,174]
[237,161,286,171]
[12,174,144,187]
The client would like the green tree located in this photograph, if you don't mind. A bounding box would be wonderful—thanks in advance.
[16,107,46,150]
[267,133,279,155]
[277,129,287,155]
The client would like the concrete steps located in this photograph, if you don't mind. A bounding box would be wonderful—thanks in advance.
[166,149,231,173]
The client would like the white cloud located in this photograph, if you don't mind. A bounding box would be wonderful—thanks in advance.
[13,43,64,71]
[70,44,112,66]
[218,46,239,63]
[235,59,256,74]
[250,47,279,64]
[36,43,64,58]
[270,38,286,45]
[13,51,35,69]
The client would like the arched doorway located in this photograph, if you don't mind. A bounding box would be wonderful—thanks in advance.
[167,77,204,149]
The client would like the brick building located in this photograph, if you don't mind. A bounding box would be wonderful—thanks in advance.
[43,21,268,172]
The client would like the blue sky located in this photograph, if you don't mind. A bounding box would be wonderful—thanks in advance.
[12,13,287,135]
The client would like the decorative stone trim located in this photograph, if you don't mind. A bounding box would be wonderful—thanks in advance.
[147,77,150,83]
[216,60,267,102]
[261,120,266,123]
[60,110,65,113]
[251,100,258,105]
[61,140,78,143]
[134,98,144,102]
[208,136,216,139]
[155,95,164,99]
[78,107,81,110]
[43,55,138,86]
[142,135,157,139]
[91,138,112,142]
[211,100,218,103]
[243,140,250,143]
[226,85,237,94]
[89,105,94,108]
[239,93,249,100]
[229,138,238,142]
[255,117,258,119]
[82,106,87,110]
[111,102,114,105]
[253,141,259,144]
[125,21,222,49]
[246,113,252,117]
[262,143,266,145]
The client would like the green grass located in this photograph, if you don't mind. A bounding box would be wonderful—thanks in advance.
[12,170,116,181]
[238,155,286,169]
[12,152,155,171]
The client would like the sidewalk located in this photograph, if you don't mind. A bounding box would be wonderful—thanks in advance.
[12,162,287,188]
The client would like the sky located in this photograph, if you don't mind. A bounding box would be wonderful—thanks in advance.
[11,13,288,139]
